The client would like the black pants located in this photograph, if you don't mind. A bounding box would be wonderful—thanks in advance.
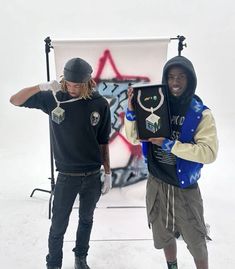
[46,171,101,267]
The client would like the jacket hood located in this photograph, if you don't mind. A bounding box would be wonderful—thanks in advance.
[162,56,197,105]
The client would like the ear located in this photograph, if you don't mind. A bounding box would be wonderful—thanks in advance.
[89,78,97,88]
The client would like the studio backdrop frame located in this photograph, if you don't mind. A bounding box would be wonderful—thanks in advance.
[30,36,186,218]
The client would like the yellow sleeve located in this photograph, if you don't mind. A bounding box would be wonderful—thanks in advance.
[124,117,140,145]
[171,109,218,164]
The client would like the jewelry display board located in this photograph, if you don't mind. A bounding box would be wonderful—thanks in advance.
[132,84,171,139]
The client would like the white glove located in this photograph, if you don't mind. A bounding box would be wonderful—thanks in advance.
[101,173,112,195]
[39,80,62,93]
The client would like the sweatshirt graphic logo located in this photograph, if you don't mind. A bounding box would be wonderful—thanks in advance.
[90,111,100,126]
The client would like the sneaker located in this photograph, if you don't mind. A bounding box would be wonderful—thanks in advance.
[75,256,90,269]
[167,260,178,269]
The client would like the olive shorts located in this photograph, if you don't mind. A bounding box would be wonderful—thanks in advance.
[146,174,208,260]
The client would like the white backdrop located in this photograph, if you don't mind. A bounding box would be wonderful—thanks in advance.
[52,38,169,173]
[52,38,169,83]
[1,1,235,268]
[2,0,234,176]
[1,0,234,228]
[2,0,234,239]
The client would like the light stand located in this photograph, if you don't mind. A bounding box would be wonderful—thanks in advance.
[30,37,55,219]
[170,35,187,55]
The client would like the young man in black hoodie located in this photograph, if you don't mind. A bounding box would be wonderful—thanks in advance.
[10,58,112,269]
[125,56,218,269]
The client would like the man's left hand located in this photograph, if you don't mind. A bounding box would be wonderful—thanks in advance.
[101,173,112,195]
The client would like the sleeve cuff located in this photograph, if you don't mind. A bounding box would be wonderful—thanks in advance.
[162,138,175,153]
[126,108,136,121]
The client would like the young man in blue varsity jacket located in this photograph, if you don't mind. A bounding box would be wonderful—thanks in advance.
[125,56,218,269]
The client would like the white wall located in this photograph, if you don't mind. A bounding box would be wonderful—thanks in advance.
[1,0,234,183]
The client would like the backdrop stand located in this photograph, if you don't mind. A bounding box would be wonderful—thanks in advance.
[30,35,186,219]
[30,37,55,219]
[170,35,187,55]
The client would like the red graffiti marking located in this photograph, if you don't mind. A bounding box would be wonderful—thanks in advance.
[94,49,150,82]
[94,49,149,160]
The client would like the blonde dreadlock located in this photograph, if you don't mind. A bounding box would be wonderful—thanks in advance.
[59,77,97,99]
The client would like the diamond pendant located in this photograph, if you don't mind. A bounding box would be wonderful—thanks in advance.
[145,113,160,133]
[51,106,65,124]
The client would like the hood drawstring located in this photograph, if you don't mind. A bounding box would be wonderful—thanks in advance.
[166,185,170,229]
[172,186,175,231]
[166,184,175,232]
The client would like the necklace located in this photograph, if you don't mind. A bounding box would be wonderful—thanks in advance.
[137,87,164,134]
[51,91,82,124]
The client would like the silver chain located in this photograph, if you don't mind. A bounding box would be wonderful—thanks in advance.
[137,88,164,113]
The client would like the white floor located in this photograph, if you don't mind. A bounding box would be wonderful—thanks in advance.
[1,115,235,268]
[1,174,235,269]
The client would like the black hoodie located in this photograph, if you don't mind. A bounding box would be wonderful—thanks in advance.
[22,90,111,173]
[148,56,199,187]
[162,55,197,105]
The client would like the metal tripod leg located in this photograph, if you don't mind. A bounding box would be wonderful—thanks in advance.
[30,37,56,219]
[30,188,51,197]
[30,176,55,219]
